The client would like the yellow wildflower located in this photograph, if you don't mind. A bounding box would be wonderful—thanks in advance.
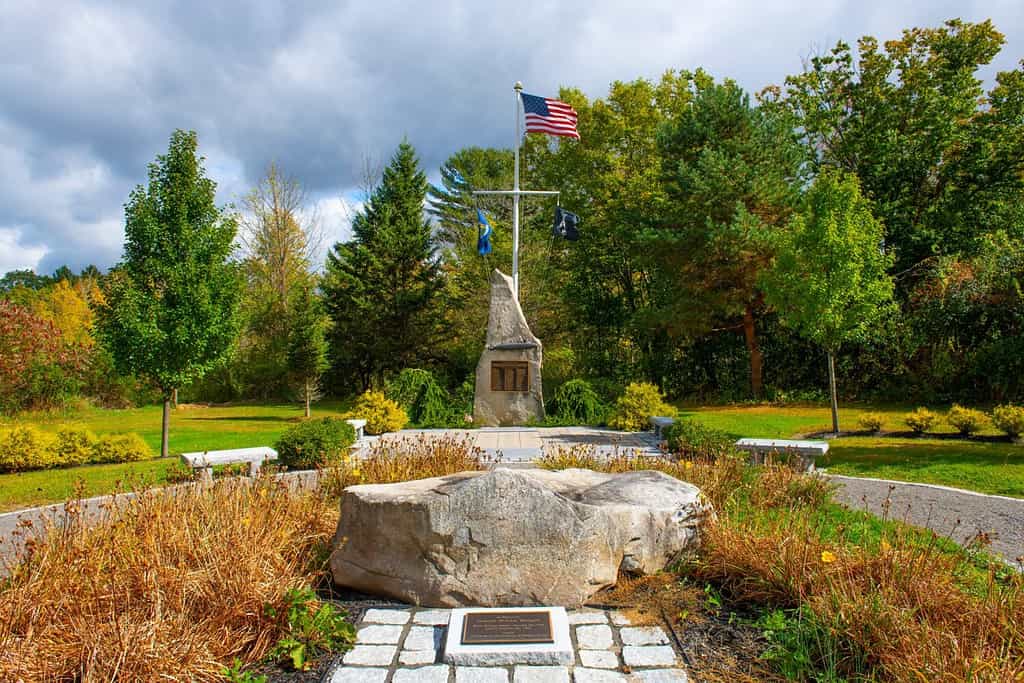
[821,550,837,564]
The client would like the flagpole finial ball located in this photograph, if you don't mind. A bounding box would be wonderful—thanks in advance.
[514,81,523,91]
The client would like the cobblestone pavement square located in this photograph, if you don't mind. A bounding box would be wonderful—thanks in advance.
[329,607,689,683]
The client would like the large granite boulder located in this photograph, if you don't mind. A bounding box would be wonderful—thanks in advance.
[473,269,544,426]
[330,468,713,607]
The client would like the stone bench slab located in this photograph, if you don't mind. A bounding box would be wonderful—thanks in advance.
[180,446,278,480]
[735,438,828,472]
[649,416,675,438]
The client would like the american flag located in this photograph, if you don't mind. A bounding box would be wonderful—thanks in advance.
[521,92,580,139]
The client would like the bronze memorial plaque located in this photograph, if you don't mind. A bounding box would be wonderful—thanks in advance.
[461,610,554,645]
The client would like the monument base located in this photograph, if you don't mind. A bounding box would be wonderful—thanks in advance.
[443,607,573,666]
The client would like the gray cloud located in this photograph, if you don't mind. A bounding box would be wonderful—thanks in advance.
[1,0,1020,273]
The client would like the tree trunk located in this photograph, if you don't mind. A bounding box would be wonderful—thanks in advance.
[304,383,311,418]
[743,305,764,399]
[171,387,178,408]
[827,352,840,435]
[161,395,171,458]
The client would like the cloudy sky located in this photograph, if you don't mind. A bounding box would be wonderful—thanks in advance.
[1,1,1021,274]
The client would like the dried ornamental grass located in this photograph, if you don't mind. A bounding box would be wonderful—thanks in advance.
[0,476,336,682]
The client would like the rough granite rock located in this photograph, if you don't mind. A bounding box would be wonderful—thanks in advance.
[473,269,544,426]
[330,468,713,607]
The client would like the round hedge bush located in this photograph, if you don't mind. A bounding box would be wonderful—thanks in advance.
[274,418,356,470]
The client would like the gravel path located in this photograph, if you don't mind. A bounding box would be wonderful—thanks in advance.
[829,474,1024,564]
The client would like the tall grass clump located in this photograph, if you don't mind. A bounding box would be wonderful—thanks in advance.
[0,477,339,682]
[320,434,489,498]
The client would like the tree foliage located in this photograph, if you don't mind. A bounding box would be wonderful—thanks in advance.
[286,285,329,417]
[323,141,443,391]
[99,129,241,454]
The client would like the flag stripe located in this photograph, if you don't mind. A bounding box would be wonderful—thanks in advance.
[521,92,580,139]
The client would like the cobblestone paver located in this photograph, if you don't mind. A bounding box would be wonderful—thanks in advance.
[329,607,689,683]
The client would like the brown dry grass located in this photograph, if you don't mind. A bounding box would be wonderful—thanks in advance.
[0,436,486,682]
[0,477,336,681]
[320,433,488,497]
[543,445,1024,682]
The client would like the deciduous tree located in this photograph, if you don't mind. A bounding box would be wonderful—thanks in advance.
[99,130,242,456]
[761,170,894,433]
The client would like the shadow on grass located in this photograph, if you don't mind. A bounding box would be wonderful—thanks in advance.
[180,415,298,423]
[822,441,1024,472]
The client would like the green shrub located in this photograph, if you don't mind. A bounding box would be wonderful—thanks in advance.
[946,405,988,436]
[607,382,674,432]
[385,369,459,427]
[385,368,435,413]
[54,425,98,467]
[904,407,938,434]
[664,419,735,458]
[266,587,355,671]
[587,377,625,405]
[991,404,1024,438]
[0,426,57,472]
[347,391,408,435]
[91,433,151,464]
[856,412,884,433]
[416,380,456,428]
[549,379,606,425]
[274,418,356,470]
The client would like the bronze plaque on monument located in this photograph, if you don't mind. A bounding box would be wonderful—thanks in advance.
[461,610,554,644]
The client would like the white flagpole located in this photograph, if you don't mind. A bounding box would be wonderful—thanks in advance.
[512,81,522,298]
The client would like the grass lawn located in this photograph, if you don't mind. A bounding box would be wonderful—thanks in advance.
[679,403,1024,498]
[0,400,353,512]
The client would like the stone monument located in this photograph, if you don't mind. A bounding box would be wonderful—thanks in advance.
[473,269,544,426]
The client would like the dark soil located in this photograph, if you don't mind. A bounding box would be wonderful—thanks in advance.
[588,575,778,682]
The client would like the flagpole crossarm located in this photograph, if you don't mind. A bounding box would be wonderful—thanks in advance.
[472,190,560,197]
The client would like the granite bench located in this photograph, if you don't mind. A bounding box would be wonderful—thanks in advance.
[180,446,279,482]
[734,438,829,472]
[649,416,676,438]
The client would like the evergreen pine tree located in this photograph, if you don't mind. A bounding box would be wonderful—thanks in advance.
[286,285,329,417]
[323,141,443,391]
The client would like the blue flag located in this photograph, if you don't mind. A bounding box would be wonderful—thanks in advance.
[477,209,493,255]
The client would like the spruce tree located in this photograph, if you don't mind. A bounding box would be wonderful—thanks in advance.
[286,285,329,417]
[323,141,442,391]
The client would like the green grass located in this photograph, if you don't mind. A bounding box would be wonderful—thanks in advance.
[0,400,353,512]
[678,403,1024,498]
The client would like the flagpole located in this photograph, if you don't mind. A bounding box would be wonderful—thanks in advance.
[512,81,522,298]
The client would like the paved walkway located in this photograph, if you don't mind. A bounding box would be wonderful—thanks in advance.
[828,474,1024,564]
[329,606,689,682]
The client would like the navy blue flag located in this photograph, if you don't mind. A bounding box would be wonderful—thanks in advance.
[553,207,580,241]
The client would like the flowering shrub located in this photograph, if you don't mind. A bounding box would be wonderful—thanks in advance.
[0,426,57,472]
[904,407,938,434]
[991,405,1024,439]
[857,412,884,433]
[55,425,98,467]
[607,382,674,432]
[91,433,151,464]
[345,391,408,434]
[946,405,988,436]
